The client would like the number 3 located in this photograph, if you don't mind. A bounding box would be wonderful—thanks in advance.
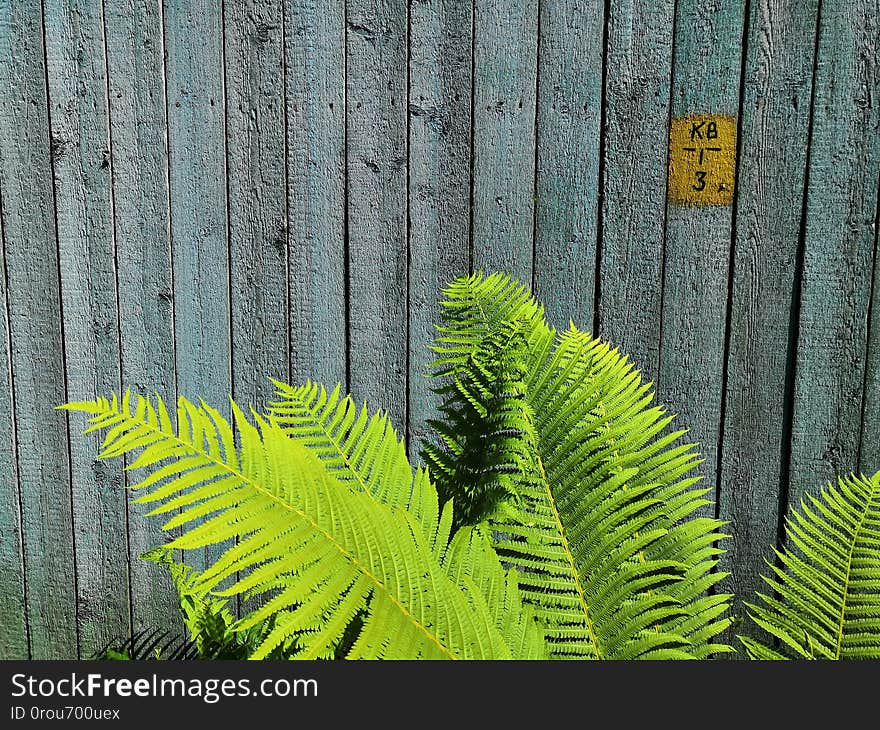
[692,170,707,192]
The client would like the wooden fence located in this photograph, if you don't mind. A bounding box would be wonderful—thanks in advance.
[0,0,878,658]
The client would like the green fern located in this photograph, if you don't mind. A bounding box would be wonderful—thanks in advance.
[140,547,287,659]
[61,392,547,660]
[423,272,732,659]
[740,472,880,659]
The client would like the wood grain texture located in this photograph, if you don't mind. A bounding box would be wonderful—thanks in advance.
[471,0,538,284]
[284,0,346,389]
[346,0,409,430]
[0,198,28,659]
[226,0,289,410]
[164,0,232,569]
[862,184,880,476]
[104,0,179,635]
[533,0,602,331]
[2,0,880,660]
[43,0,128,659]
[0,0,78,658]
[658,0,746,514]
[790,0,880,502]
[407,0,472,449]
[717,0,820,641]
[598,0,676,378]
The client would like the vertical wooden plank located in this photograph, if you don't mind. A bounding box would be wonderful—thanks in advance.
[862,187,880,476]
[285,0,346,389]
[658,1,746,511]
[471,0,538,284]
[0,201,29,659]
[104,0,179,634]
[346,0,408,430]
[790,0,880,501]
[408,0,472,448]
[598,0,675,376]
[0,0,78,658]
[164,0,231,568]
[718,0,820,640]
[533,0,602,330]
[43,0,128,657]
[226,0,289,409]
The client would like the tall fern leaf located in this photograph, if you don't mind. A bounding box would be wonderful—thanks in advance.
[423,272,732,659]
[62,392,547,660]
[740,472,880,659]
[266,380,444,536]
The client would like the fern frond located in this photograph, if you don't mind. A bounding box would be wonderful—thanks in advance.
[422,318,536,527]
[266,380,442,539]
[62,393,547,660]
[741,472,880,660]
[141,546,282,659]
[423,272,732,659]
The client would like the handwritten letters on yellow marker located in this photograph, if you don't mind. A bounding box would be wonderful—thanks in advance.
[667,115,737,206]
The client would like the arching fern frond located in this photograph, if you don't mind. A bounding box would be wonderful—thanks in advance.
[423,272,732,659]
[740,472,880,660]
[422,318,536,527]
[266,380,445,540]
[62,392,547,660]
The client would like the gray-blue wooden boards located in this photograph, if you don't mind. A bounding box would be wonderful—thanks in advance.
[1,0,878,658]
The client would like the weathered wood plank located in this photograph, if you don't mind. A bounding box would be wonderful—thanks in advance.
[862,186,880,476]
[104,0,179,635]
[790,0,880,502]
[717,0,820,641]
[164,0,232,569]
[533,0,602,330]
[0,0,78,658]
[346,0,408,430]
[598,0,675,377]
[0,198,29,659]
[658,0,746,514]
[43,0,129,659]
[471,0,538,284]
[408,0,472,449]
[284,0,346,389]
[226,0,289,410]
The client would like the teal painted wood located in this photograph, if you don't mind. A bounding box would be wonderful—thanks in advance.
[407,0,472,449]
[0,203,28,659]
[862,188,880,476]
[0,0,78,658]
[104,0,180,636]
[471,0,538,284]
[284,0,346,389]
[533,0,602,331]
[790,0,880,504]
[226,0,290,410]
[164,0,232,570]
[43,0,130,659]
[346,0,409,430]
[658,0,746,516]
[717,0,821,641]
[598,0,676,378]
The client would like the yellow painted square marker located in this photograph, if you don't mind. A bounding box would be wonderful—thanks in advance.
[667,114,737,206]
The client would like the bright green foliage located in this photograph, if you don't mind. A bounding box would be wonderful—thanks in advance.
[740,472,880,660]
[61,393,547,660]
[423,272,732,659]
[267,380,439,530]
[142,547,279,659]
